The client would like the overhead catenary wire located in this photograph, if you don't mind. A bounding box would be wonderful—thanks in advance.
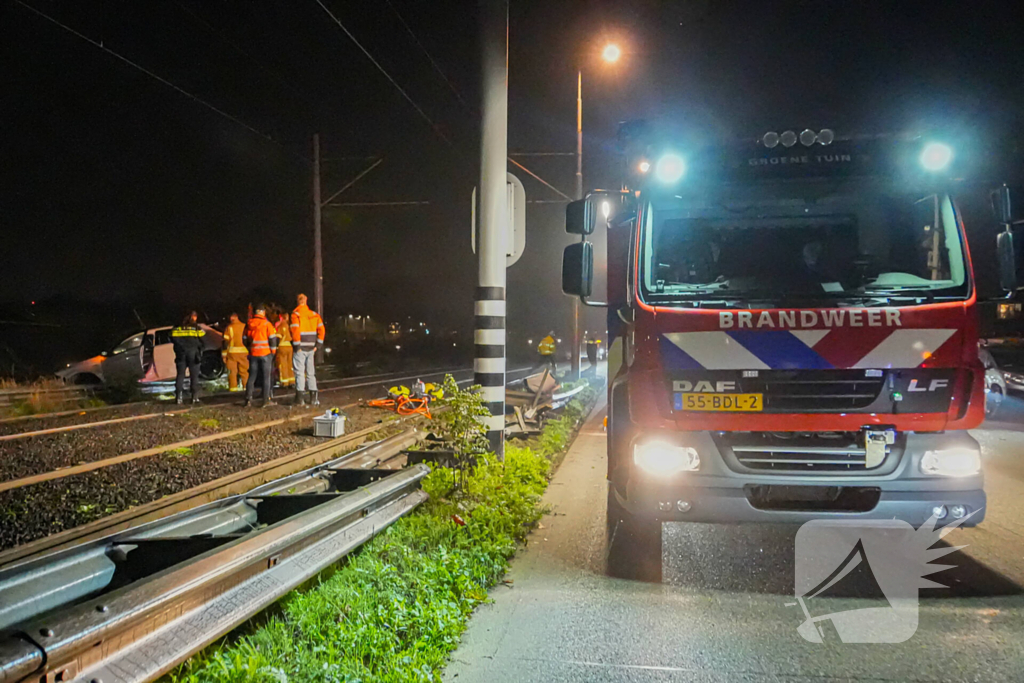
[311,0,451,145]
[321,157,385,206]
[326,201,430,207]
[12,0,282,147]
[384,0,471,111]
[508,158,573,200]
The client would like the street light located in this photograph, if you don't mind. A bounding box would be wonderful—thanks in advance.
[572,40,623,380]
[602,43,621,63]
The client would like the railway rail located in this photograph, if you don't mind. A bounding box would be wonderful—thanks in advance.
[0,430,429,683]
[0,364,515,432]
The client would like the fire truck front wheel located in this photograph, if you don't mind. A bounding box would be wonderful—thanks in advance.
[607,483,663,572]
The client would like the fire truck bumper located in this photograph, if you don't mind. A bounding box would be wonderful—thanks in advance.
[618,430,986,527]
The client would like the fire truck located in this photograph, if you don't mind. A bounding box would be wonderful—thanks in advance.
[561,129,1024,543]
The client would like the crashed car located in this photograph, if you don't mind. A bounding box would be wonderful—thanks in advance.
[57,326,224,386]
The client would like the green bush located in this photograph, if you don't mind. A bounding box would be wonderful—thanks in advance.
[169,380,599,683]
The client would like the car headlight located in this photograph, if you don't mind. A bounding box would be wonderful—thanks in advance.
[920,449,981,477]
[1004,372,1024,384]
[633,441,700,475]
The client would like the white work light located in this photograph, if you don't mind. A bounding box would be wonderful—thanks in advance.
[920,448,981,477]
[634,441,700,476]
[655,153,686,184]
[920,142,953,172]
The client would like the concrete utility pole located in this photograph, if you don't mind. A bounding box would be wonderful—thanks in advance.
[313,133,325,363]
[476,0,509,458]
[571,71,583,380]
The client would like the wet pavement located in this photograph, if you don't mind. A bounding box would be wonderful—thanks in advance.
[446,393,1024,682]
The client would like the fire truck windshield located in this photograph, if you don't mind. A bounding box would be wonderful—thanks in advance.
[639,182,969,305]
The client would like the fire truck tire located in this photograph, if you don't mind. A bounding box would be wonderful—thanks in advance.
[606,485,662,580]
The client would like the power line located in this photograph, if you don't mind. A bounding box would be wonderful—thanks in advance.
[176,2,316,111]
[13,0,281,146]
[385,0,471,111]
[510,151,575,157]
[321,157,384,205]
[311,0,451,145]
[508,158,573,200]
[326,200,430,207]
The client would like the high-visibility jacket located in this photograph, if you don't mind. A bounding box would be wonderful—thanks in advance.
[537,335,556,356]
[290,304,325,350]
[222,321,248,356]
[275,318,292,348]
[243,314,279,357]
[171,324,205,355]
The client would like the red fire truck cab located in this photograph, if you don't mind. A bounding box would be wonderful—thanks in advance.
[562,130,1024,538]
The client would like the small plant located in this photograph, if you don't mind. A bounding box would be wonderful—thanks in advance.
[434,374,491,486]
[167,447,193,459]
[198,418,220,429]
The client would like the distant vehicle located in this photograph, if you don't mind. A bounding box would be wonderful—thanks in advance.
[979,345,1006,416]
[985,343,1024,395]
[57,326,224,386]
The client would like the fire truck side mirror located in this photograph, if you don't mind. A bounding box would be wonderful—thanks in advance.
[993,186,1024,293]
[991,185,1023,225]
[562,242,593,298]
[565,200,596,235]
[997,228,1022,292]
[566,192,635,235]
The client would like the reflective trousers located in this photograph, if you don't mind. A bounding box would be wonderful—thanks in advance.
[225,352,249,390]
[293,348,317,392]
[276,346,294,386]
[246,355,273,401]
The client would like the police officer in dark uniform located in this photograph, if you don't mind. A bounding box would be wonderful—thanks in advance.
[171,311,206,405]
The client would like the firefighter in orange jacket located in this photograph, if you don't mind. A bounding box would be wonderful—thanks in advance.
[243,304,279,407]
[289,293,326,406]
[275,310,295,389]
[221,312,249,391]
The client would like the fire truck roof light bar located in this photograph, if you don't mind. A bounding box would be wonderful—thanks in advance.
[762,129,835,148]
[655,153,686,184]
[920,142,954,172]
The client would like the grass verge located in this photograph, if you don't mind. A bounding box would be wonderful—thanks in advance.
[169,382,599,683]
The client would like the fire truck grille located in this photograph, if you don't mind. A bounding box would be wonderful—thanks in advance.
[750,371,885,412]
[715,432,886,473]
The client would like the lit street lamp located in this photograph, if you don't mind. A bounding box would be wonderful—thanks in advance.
[602,43,622,63]
[571,41,622,380]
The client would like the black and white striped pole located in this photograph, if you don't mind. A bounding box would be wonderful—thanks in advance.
[476,0,508,458]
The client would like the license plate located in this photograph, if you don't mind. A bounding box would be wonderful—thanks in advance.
[676,392,763,411]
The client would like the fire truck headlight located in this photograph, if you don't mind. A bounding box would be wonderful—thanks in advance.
[920,142,953,172]
[634,441,700,475]
[921,448,981,477]
[655,154,686,184]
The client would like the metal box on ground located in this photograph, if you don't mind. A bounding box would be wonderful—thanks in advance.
[313,413,346,438]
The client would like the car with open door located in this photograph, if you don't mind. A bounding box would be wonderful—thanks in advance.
[57,325,224,386]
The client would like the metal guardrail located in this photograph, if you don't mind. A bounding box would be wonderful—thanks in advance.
[0,432,429,683]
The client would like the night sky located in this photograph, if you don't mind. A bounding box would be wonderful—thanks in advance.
[3,1,1024,347]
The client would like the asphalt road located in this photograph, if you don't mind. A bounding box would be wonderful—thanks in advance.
[446,389,1024,681]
